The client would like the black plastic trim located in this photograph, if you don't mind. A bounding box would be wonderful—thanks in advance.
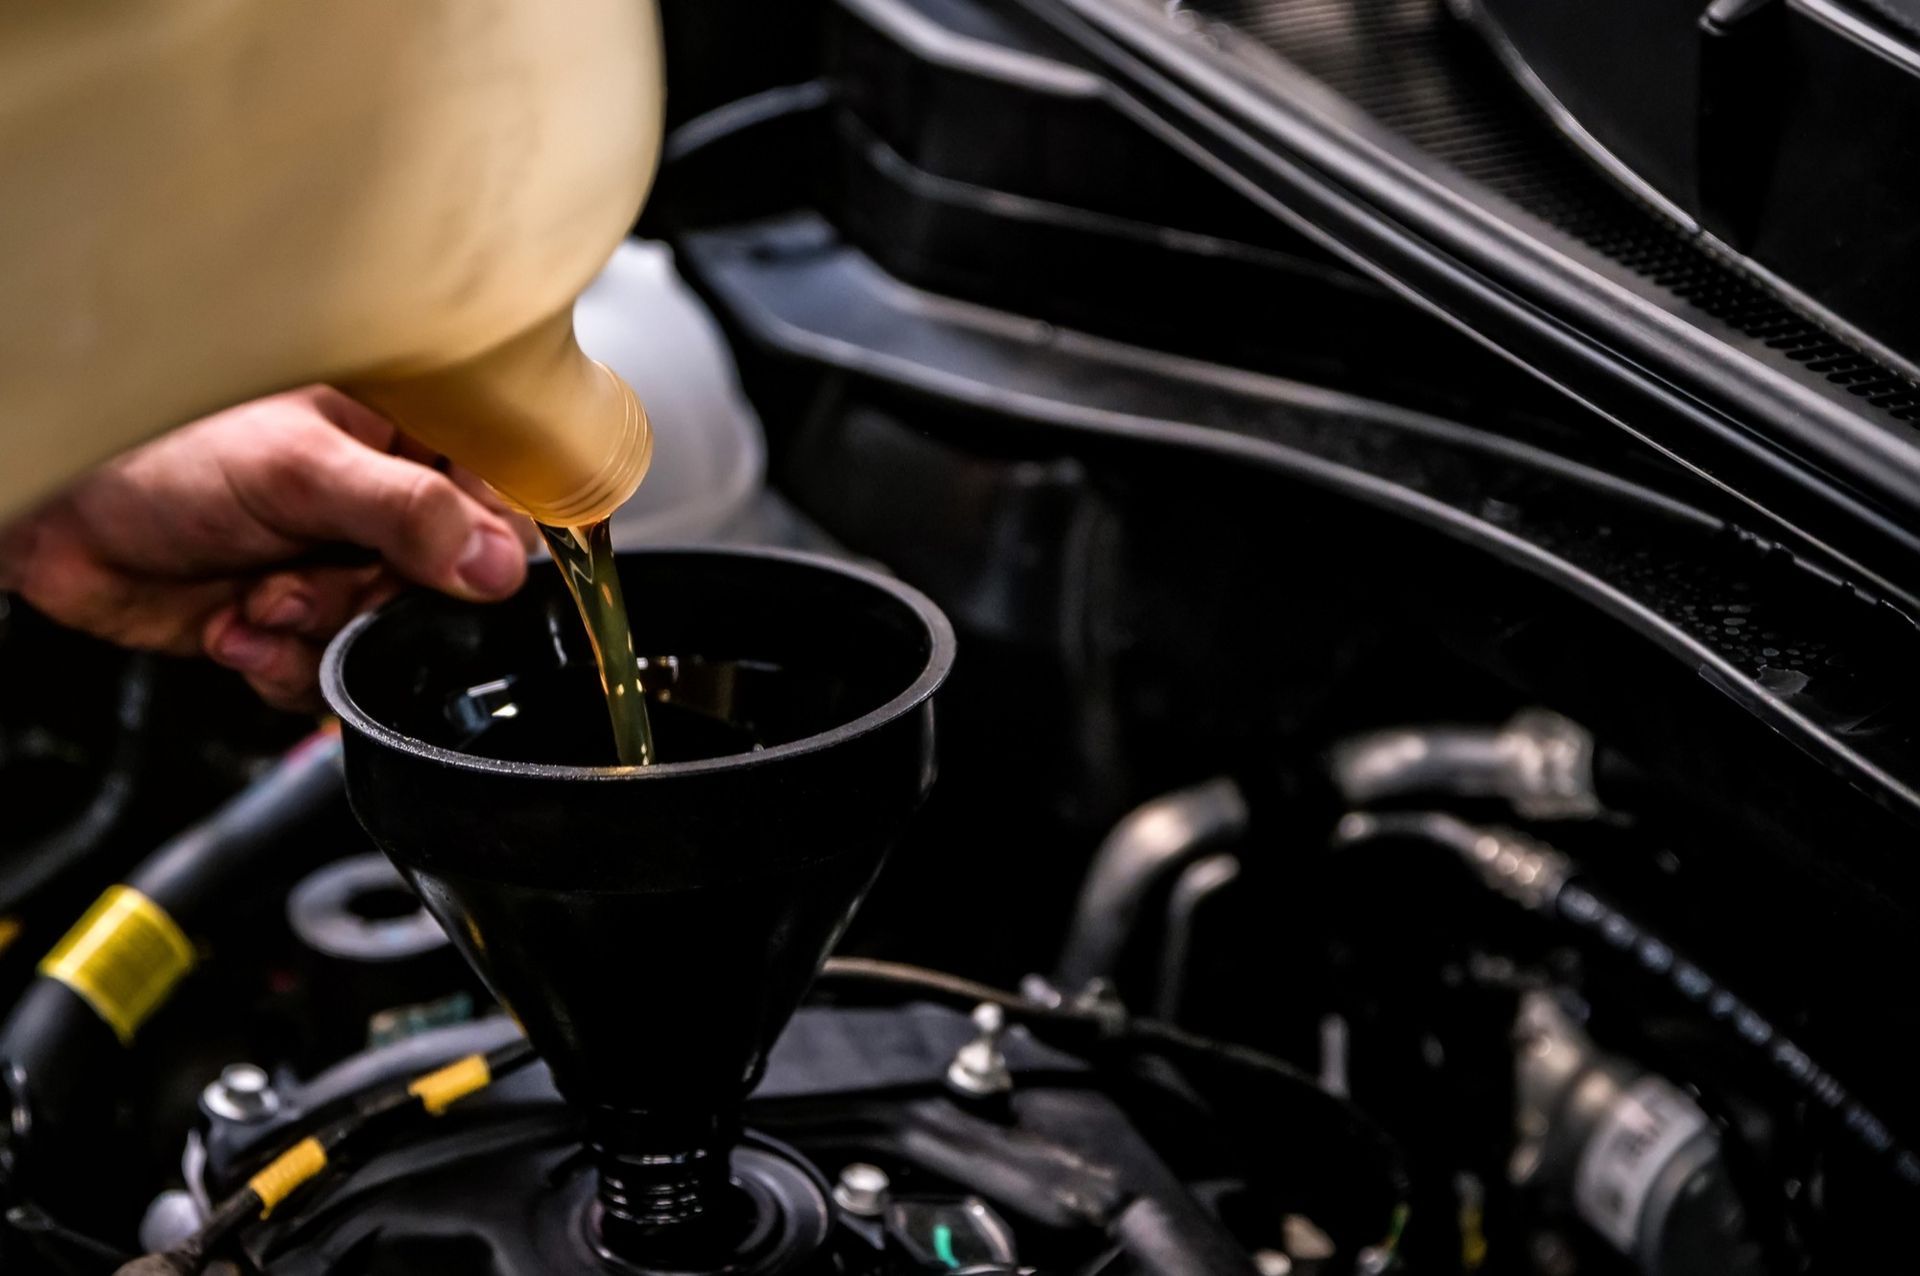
[1002,0,1920,612]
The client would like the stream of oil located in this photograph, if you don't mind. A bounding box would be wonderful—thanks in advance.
[536,517,656,766]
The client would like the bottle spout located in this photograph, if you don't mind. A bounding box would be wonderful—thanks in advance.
[346,310,653,528]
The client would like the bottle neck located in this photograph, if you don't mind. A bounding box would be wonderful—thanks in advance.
[346,311,652,528]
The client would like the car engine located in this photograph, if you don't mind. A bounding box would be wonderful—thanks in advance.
[6,1,1920,1273]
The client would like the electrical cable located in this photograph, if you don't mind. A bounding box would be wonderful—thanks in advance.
[815,957,1412,1262]
[114,1037,537,1276]
[822,958,1116,1033]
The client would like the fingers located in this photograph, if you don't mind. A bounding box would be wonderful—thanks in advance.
[220,568,406,710]
[202,607,324,712]
[236,426,530,602]
[316,384,541,553]
[241,565,388,640]
[3,504,236,656]
[9,383,539,716]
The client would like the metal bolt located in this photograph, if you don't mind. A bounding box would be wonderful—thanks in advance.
[832,1162,890,1217]
[946,1003,1013,1098]
[1017,973,1063,1007]
[1281,1215,1335,1261]
[201,1063,279,1124]
[139,1189,206,1253]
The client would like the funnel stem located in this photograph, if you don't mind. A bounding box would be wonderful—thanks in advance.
[591,1108,744,1261]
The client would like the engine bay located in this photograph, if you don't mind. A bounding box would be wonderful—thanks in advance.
[7,1,1920,1274]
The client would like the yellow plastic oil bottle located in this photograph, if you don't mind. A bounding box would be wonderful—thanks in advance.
[0,0,663,525]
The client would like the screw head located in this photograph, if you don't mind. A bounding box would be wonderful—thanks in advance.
[832,1162,890,1217]
[946,1003,1014,1098]
[202,1063,279,1124]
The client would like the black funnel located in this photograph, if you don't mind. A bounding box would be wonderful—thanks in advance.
[321,548,953,1269]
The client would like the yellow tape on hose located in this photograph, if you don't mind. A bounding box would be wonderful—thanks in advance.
[38,885,195,1044]
[408,1054,492,1115]
[249,1136,327,1217]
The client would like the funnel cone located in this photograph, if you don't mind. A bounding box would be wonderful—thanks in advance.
[322,548,953,1267]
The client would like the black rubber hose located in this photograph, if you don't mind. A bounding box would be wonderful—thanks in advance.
[1335,810,1920,1194]
[1113,1196,1261,1276]
[0,729,344,1209]
[125,727,344,926]
[0,656,155,916]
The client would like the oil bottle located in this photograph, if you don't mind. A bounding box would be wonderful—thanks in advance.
[0,0,663,528]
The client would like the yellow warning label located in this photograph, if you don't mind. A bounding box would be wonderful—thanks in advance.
[39,885,195,1044]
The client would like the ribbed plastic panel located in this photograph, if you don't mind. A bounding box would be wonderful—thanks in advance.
[1192,0,1920,421]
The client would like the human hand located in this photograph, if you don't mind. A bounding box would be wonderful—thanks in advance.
[0,386,535,710]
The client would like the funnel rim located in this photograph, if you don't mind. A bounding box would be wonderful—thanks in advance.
[320,544,954,781]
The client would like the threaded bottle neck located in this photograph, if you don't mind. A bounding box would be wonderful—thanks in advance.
[520,365,652,528]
